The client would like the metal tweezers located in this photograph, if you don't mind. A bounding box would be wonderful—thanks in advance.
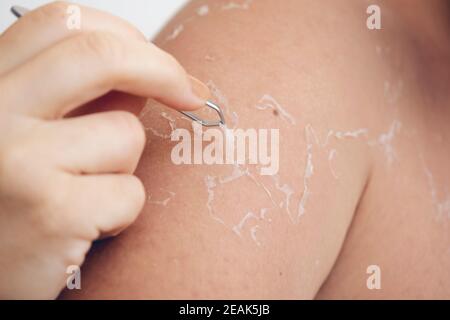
[11,5,226,127]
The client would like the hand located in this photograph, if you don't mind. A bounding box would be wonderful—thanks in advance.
[0,1,210,299]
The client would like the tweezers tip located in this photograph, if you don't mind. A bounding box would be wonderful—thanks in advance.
[180,100,226,127]
[11,5,29,18]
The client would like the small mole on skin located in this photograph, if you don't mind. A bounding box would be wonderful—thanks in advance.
[273,109,279,116]
[279,271,283,276]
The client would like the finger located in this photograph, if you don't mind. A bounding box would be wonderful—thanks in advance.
[1,31,208,118]
[40,111,145,174]
[0,1,145,75]
[72,174,145,238]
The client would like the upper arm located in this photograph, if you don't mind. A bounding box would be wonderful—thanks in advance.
[62,0,377,299]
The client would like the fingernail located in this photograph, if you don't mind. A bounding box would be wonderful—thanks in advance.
[188,76,211,107]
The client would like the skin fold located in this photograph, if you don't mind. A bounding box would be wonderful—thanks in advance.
[62,0,450,299]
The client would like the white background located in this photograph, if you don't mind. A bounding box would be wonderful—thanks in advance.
[0,0,188,38]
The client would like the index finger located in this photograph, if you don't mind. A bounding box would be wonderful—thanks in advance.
[0,31,210,118]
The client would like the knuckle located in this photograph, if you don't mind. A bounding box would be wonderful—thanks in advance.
[33,1,71,25]
[78,32,126,71]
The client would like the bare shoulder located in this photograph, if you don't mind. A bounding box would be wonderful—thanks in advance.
[61,0,405,299]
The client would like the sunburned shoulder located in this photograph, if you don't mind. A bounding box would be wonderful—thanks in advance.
[61,0,402,299]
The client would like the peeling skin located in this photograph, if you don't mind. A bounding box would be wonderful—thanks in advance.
[322,128,369,147]
[164,3,210,44]
[222,0,253,11]
[207,80,229,109]
[218,164,277,207]
[294,125,369,218]
[207,81,229,106]
[148,189,176,207]
[246,171,277,207]
[255,94,297,125]
[161,111,177,132]
[304,126,369,184]
[421,157,450,219]
[293,125,364,221]
[152,112,368,230]
[147,127,171,140]
[139,106,167,138]
[370,120,402,165]
[138,104,151,120]
[140,109,179,140]
[200,82,279,234]
[195,91,371,227]
[197,81,371,233]
[207,80,239,129]
[197,4,209,16]
[333,129,369,140]
[204,175,225,224]
[328,149,339,179]
[205,163,274,227]
[232,211,256,236]
[219,164,248,184]
[165,24,184,42]
[262,124,369,223]
[270,175,294,220]
[232,208,269,247]
[205,163,277,244]
[250,225,261,246]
